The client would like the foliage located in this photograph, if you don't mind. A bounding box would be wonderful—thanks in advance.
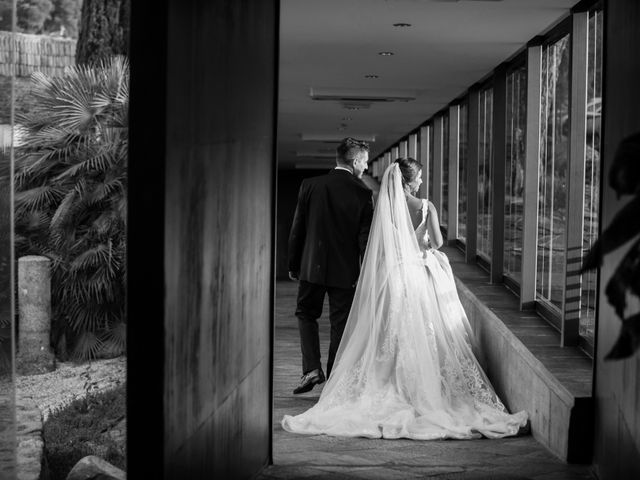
[17,0,54,33]
[14,55,127,361]
[44,0,82,38]
[0,76,41,125]
[582,131,640,360]
[44,383,126,480]
[0,0,12,31]
[76,0,128,65]
[0,0,82,37]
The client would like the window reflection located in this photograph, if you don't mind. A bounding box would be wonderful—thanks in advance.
[478,87,493,261]
[428,123,434,200]
[537,33,570,310]
[442,112,450,228]
[0,4,16,477]
[504,65,527,284]
[580,8,603,345]
[458,103,469,243]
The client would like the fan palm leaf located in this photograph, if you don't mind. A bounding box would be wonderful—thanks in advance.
[14,56,128,361]
[91,211,118,236]
[15,185,66,213]
[101,321,126,357]
[70,244,113,272]
[23,210,51,231]
[56,149,119,181]
[71,331,103,361]
[50,190,78,231]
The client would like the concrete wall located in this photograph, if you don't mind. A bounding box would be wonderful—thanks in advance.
[163,1,278,477]
[455,279,590,462]
[592,1,640,478]
[128,1,278,478]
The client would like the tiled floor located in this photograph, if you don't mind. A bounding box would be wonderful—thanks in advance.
[259,281,596,480]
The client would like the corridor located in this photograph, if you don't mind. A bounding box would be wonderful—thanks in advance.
[113,0,640,478]
[260,279,594,480]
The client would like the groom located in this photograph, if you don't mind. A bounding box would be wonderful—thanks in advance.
[288,137,374,394]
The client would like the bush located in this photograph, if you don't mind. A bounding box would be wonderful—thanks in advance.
[14,56,128,360]
[43,383,126,480]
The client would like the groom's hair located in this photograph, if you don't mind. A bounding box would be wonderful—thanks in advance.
[337,137,369,164]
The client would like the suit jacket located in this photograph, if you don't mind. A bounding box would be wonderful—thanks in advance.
[288,169,374,289]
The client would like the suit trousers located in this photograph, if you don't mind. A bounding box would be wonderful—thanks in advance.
[295,280,356,378]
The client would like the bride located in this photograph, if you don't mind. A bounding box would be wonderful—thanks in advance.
[282,158,528,440]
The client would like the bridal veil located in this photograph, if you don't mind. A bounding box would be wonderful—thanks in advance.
[282,163,528,440]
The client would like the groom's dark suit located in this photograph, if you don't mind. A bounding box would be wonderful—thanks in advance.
[288,168,374,378]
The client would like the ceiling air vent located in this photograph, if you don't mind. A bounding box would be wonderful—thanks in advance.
[342,102,371,111]
[301,133,376,143]
[430,0,503,3]
[309,87,416,103]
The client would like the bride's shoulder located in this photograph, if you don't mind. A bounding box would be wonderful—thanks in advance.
[422,199,435,210]
[405,194,422,207]
[413,197,431,212]
[405,195,422,213]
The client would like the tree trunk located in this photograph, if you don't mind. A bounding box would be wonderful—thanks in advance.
[75,0,130,65]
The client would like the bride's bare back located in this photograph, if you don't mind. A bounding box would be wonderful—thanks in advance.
[405,193,444,249]
[405,193,423,230]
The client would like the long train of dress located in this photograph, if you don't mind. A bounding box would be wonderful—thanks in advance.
[282,169,528,440]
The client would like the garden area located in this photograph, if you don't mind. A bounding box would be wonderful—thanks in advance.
[1,0,130,478]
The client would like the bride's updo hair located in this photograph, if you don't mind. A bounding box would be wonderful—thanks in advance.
[394,157,422,187]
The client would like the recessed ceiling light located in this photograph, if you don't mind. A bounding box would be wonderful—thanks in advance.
[393,23,411,27]
[364,74,379,79]
[342,117,353,121]
[378,51,394,56]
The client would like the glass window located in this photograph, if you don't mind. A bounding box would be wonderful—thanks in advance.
[442,112,450,228]
[537,33,571,310]
[428,123,434,200]
[0,9,16,473]
[458,103,469,243]
[504,65,527,284]
[580,8,603,345]
[477,87,493,260]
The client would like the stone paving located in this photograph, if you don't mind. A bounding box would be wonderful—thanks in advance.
[258,281,596,480]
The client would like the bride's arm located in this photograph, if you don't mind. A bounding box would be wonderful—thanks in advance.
[426,201,444,249]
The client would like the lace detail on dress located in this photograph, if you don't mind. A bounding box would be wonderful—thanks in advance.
[324,357,366,408]
[415,200,430,253]
[441,349,507,413]
[281,163,528,440]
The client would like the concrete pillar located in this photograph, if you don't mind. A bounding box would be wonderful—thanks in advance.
[17,256,55,375]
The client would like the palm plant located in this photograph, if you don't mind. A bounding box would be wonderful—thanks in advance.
[14,56,128,361]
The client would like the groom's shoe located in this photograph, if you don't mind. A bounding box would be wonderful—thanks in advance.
[293,369,325,394]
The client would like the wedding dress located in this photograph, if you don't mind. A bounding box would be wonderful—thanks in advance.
[282,163,528,440]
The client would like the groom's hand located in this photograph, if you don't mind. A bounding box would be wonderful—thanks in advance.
[288,271,299,281]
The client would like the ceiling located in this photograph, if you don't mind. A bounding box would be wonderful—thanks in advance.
[278,0,576,169]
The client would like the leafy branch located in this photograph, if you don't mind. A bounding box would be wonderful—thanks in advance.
[581,131,640,360]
